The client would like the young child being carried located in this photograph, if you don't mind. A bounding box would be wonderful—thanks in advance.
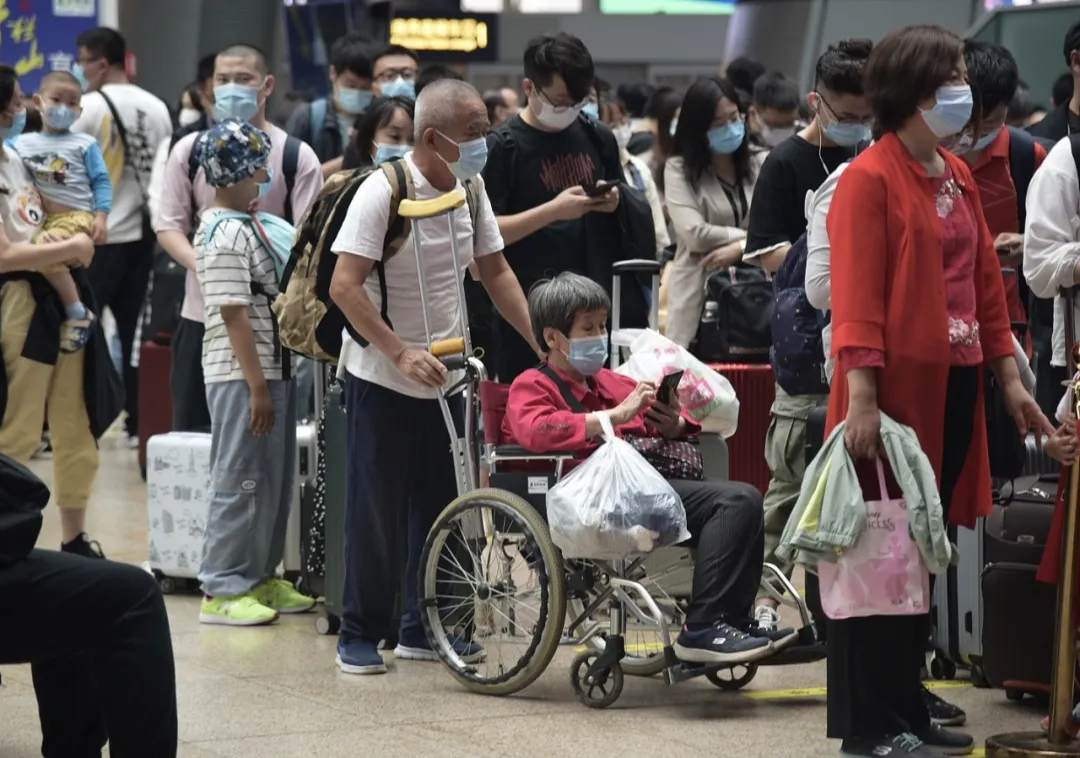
[13,70,110,352]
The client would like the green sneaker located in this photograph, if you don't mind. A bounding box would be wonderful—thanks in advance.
[251,578,316,614]
[199,595,279,626]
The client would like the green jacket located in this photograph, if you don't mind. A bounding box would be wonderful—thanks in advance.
[776,413,954,575]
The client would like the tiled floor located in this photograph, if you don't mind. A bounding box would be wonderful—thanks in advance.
[0,446,1050,757]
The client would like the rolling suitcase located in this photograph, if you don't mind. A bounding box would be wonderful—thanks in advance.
[316,378,348,635]
[137,341,174,481]
[707,363,775,494]
[930,522,984,680]
[146,432,212,593]
[284,422,316,583]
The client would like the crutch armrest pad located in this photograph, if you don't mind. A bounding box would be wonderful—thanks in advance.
[398,190,466,219]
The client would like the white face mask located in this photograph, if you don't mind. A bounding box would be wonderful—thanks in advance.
[532,93,582,131]
[178,107,202,127]
[612,124,632,152]
[760,124,795,147]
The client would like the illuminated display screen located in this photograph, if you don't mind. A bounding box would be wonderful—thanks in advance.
[389,14,498,61]
[600,0,735,12]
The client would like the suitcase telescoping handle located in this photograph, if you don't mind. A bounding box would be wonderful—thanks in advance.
[611,259,663,371]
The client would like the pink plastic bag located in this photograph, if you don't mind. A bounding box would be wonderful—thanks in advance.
[818,461,930,620]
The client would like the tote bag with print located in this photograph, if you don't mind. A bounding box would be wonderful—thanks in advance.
[818,460,930,620]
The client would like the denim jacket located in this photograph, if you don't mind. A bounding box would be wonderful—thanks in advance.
[776,413,954,575]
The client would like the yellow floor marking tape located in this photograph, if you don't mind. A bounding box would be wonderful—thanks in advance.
[742,680,972,701]
[970,749,986,757]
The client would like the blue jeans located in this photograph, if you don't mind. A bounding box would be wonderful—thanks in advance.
[340,375,461,644]
[200,379,296,597]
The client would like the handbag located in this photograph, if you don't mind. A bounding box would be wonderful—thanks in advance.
[694,264,774,364]
[624,436,704,481]
[818,460,930,620]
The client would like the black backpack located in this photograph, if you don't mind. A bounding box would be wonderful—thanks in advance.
[693,264,774,364]
[769,232,829,394]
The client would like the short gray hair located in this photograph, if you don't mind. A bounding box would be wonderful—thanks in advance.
[414,78,483,140]
[528,272,611,353]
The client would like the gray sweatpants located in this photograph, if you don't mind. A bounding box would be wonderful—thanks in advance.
[200,379,296,598]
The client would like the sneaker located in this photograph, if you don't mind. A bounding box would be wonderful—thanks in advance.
[1040,713,1080,738]
[923,684,966,726]
[250,578,316,614]
[395,631,486,663]
[199,595,278,626]
[673,622,773,665]
[60,533,105,559]
[747,623,800,650]
[336,637,388,675]
[915,724,974,756]
[33,434,52,460]
[840,733,945,757]
[60,312,95,353]
[755,603,781,630]
[125,434,140,450]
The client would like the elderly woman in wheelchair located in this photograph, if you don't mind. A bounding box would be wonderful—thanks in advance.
[502,272,798,666]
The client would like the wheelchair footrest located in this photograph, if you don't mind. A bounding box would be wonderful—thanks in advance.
[758,642,828,667]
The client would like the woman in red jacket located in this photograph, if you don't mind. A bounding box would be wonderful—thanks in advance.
[825,25,1052,758]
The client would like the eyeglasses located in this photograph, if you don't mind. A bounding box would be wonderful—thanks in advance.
[816,92,872,126]
[375,68,417,84]
[536,87,582,112]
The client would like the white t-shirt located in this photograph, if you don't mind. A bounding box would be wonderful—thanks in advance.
[0,143,46,243]
[195,208,282,385]
[331,152,503,399]
[72,83,173,244]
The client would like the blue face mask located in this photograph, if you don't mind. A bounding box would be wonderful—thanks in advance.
[707,119,745,155]
[213,83,260,123]
[43,105,77,131]
[70,63,90,93]
[823,120,870,147]
[2,110,26,140]
[582,103,599,120]
[567,335,608,377]
[337,86,373,115]
[921,84,974,139]
[380,78,415,100]
[374,142,409,164]
[256,165,275,201]
[440,134,488,182]
[973,126,1002,152]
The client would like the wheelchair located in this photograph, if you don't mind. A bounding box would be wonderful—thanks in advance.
[397,191,825,709]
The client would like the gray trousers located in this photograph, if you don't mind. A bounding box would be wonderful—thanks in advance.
[200,379,296,598]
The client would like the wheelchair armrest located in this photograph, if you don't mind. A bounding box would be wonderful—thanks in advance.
[493,444,575,459]
[612,259,663,277]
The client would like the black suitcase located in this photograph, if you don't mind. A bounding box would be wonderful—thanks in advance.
[980,475,1057,698]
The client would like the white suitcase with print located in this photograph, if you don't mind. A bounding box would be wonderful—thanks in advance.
[146,432,213,593]
[284,423,317,578]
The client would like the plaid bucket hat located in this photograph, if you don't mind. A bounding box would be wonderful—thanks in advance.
[194,118,272,188]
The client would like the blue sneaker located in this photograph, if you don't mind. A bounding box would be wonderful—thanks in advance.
[336,637,387,675]
[395,630,486,663]
[673,622,772,665]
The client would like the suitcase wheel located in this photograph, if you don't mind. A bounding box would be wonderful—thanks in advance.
[315,611,340,636]
[969,661,990,689]
[930,653,957,681]
[158,576,177,595]
[1005,688,1025,702]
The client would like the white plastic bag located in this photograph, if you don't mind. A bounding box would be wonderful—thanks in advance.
[616,329,740,438]
[546,415,690,560]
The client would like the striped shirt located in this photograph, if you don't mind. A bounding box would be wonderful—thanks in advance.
[195,208,282,384]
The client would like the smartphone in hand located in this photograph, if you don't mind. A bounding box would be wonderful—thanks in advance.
[656,369,685,406]
[581,180,616,198]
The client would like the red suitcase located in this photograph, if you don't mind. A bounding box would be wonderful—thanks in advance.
[138,341,173,480]
[709,363,775,494]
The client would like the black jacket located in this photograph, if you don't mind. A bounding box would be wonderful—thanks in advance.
[1029,103,1072,143]
[0,270,123,441]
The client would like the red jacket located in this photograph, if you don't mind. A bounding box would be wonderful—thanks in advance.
[826,134,1015,528]
[503,364,701,470]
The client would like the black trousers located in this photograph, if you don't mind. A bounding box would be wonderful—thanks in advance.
[826,366,977,739]
[340,376,461,644]
[671,478,765,626]
[170,317,211,432]
[86,236,154,437]
[0,550,178,757]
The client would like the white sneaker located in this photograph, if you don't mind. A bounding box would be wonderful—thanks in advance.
[755,604,781,631]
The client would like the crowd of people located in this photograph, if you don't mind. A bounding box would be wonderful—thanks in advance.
[0,15,1078,758]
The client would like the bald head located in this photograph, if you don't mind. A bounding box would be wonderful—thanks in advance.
[414,78,487,142]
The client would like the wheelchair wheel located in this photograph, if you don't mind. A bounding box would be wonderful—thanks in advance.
[567,561,686,678]
[570,650,623,709]
[705,663,758,691]
[419,488,566,697]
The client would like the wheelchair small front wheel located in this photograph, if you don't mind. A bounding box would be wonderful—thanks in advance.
[419,488,566,697]
[705,662,758,691]
[570,651,623,709]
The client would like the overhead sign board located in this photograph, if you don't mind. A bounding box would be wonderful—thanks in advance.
[389,12,497,61]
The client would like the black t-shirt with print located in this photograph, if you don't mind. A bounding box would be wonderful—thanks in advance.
[483,113,622,290]
[746,134,858,255]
